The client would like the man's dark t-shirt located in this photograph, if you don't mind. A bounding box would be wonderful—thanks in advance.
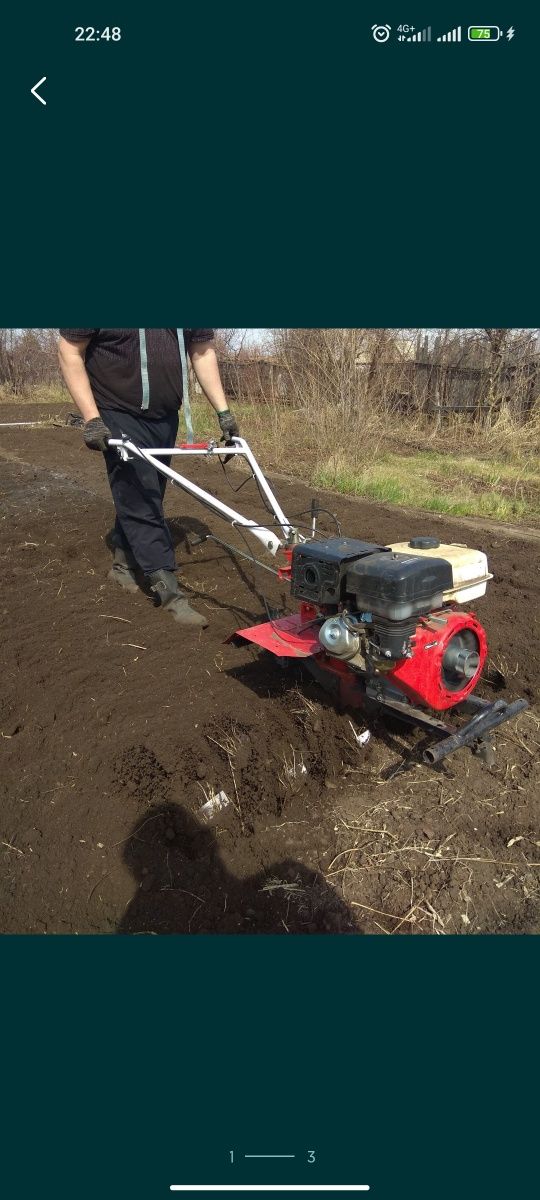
[59,328,214,418]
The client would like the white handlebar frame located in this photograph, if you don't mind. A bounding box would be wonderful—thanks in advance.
[107,436,296,557]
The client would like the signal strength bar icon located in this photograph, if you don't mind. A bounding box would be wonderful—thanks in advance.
[437,26,462,41]
[407,26,431,41]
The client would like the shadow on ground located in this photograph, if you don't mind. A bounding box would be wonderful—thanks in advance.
[118,803,359,934]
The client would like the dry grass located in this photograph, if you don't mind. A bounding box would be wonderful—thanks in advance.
[4,375,540,522]
[205,724,244,828]
[322,709,540,934]
[185,393,540,524]
[0,383,68,406]
[325,802,540,934]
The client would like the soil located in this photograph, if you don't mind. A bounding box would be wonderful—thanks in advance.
[1,406,539,934]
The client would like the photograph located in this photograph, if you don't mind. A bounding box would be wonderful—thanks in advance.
[1,327,538,935]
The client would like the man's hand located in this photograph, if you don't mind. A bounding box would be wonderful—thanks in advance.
[83,416,112,452]
[218,409,240,444]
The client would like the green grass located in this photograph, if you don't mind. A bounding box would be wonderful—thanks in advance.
[313,450,540,522]
[388,449,540,486]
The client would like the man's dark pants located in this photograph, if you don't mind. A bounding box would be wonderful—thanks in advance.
[101,407,179,574]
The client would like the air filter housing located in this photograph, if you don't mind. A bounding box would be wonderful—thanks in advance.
[347,552,453,621]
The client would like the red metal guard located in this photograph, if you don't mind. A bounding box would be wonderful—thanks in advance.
[234,611,321,658]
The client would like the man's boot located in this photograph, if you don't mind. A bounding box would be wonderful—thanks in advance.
[148,569,208,628]
[107,545,139,593]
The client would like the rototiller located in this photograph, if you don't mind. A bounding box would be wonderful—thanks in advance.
[109,435,528,766]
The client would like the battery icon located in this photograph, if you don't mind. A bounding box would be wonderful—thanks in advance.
[468,26,502,40]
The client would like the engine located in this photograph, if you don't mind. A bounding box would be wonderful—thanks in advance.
[290,536,491,711]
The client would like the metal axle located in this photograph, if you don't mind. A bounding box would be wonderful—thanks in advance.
[423,697,528,764]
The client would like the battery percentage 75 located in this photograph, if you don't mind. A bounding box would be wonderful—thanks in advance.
[468,26,502,41]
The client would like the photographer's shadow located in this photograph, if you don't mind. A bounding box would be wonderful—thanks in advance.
[118,803,358,935]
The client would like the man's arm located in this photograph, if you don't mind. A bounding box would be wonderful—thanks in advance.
[58,335,111,451]
[189,341,239,443]
[188,341,229,414]
[58,335,100,421]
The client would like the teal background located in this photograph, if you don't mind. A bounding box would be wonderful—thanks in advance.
[3,938,538,1198]
[1,3,538,324]
[1,4,538,1197]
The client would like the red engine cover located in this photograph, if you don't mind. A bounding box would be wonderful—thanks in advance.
[233,607,488,713]
[387,609,487,710]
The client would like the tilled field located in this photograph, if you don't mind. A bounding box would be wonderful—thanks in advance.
[1,410,539,934]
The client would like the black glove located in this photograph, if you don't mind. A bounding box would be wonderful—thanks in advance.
[83,416,112,452]
[217,409,240,444]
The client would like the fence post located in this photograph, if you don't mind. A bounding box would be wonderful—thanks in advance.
[432,368,443,429]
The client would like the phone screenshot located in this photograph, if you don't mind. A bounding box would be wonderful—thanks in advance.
[1,6,537,1200]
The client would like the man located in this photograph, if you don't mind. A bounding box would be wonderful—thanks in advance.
[58,328,238,627]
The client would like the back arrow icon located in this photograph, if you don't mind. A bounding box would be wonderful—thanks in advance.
[31,76,47,105]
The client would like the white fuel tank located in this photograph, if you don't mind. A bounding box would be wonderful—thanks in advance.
[387,541,492,605]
